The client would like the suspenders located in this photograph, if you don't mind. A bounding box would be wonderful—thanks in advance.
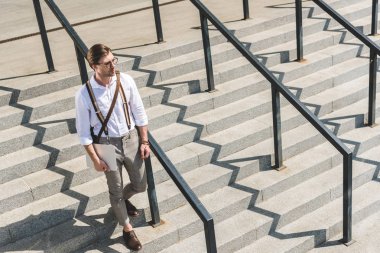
[85,70,132,143]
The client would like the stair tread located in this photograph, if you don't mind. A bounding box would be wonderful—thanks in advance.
[309,210,380,253]
[0,133,79,170]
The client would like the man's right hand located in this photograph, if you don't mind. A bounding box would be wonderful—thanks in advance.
[93,159,110,172]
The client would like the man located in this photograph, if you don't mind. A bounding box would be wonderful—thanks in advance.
[75,43,150,251]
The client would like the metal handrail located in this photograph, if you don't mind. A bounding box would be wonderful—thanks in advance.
[243,0,250,20]
[33,0,164,78]
[296,0,379,126]
[313,0,380,53]
[43,0,89,83]
[147,133,217,252]
[190,0,353,244]
[371,0,379,35]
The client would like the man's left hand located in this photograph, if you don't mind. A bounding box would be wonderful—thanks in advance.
[140,143,150,160]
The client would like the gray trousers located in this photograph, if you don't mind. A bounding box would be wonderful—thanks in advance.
[98,129,147,226]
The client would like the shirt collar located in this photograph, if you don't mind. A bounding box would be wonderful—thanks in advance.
[90,75,116,89]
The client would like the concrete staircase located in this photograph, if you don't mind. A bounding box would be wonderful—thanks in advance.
[1,0,380,252]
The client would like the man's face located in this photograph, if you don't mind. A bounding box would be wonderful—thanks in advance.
[93,52,117,78]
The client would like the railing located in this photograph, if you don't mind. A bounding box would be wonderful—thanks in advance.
[295,0,380,127]
[33,0,164,79]
[147,133,217,252]
[243,0,250,20]
[32,0,216,251]
[190,0,353,245]
[372,0,379,36]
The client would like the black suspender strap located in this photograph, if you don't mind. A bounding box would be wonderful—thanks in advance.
[85,81,105,124]
[85,77,120,142]
[116,70,132,130]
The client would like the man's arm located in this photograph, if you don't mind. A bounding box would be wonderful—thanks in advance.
[75,89,109,172]
[124,74,150,160]
[136,125,150,160]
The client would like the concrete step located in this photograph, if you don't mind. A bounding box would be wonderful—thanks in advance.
[0,139,366,252]
[0,26,343,132]
[303,75,371,117]
[0,86,79,131]
[309,179,380,252]
[142,9,377,110]
[0,181,255,253]
[155,143,379,253]
[2,99,378,248]
[131,52,373,153]
[0,0,371,110]
[1,65,377,215]
[0,1,313,107]
[0,51,371,158]
[0,133,83,184]
[144,106,380,220]
[0,27,378,219]
[2,115,288,241]
[0,176,109,247]
[149,87,380,185]
[0,10,375,137]
[237,180,380,253]
[147,37,375,132]
[0,109,76,157]
[0,155,103,215]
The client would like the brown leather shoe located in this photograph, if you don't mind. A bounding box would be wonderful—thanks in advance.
[125,199,139,217]
[123,230,142,251]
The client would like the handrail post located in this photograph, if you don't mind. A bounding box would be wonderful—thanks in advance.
[204,219,217,253]
[368,48,377,126]
[75,45,89,84]
[243,0,250,20]
[271,85,284,170]
[342,152,353,244]
[200,13,216,92]
[152,0,164,43]
[295,0,304,62]
[145,154,161,227]
[33,0,55,72]
[372,0,379,36]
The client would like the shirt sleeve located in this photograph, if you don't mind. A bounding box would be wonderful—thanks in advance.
[75,88,93,145]
[124,74,148,126]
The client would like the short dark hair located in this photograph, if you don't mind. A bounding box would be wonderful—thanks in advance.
[87,44,111,67]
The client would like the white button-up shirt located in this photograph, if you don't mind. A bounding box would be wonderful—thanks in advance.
[75,73,148,145]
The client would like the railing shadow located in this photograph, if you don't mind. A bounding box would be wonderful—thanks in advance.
[0,72,49,82]
[226,124,380,249]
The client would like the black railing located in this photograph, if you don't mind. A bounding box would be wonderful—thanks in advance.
[33,0,164,78]
[33,0,55,72]
[152,0,164,43]
[42,0,89,83]
[147,133,217,252]
[372,0,379,36]
[190,0,353,244]
[295,0,380,127]
[243,0,250,20]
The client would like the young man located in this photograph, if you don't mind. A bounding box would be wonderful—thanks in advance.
[75,44,150,251]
